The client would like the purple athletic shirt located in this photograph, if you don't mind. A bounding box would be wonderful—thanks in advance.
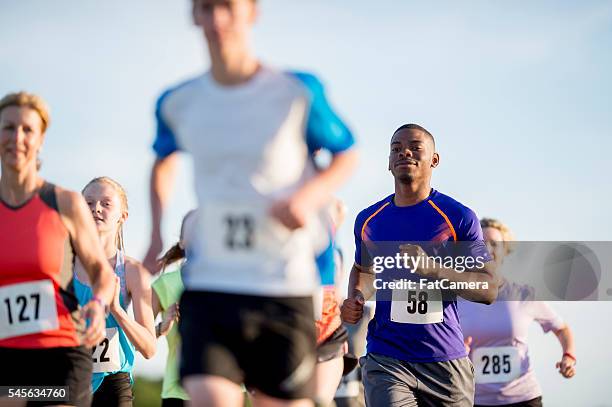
[459,280,564,405]
[355,189,491,363]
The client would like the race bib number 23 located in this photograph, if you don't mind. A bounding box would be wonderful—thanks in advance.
[202,203,288,266]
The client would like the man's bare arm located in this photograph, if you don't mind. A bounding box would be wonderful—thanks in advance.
[347,262,376,301]
[143,154,179,274]
[434,261,499,304]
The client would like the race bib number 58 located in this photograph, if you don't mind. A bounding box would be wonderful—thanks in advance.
[390,287,443,324]
[0,280,59,340]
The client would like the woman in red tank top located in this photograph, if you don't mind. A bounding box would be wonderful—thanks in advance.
[0,92,115,406]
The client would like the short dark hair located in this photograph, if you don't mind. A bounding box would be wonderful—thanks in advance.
[393,123,435,147]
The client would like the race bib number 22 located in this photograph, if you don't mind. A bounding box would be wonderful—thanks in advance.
[92,327,121,373]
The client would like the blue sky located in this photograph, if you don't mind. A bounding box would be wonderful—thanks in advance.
[2,1,611,404]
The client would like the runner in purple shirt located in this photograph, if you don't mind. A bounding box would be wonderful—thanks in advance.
[459,218,576,407]
[341,124,499,407]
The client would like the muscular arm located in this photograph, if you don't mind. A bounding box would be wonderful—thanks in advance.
[346,262,376,301]
[271,149,358,229]
[143,154,179,273]
[401,244,499,304]
[296,149,358,211]
[112,260,157,359]
[341,262,375,324]
[433,261,499,304]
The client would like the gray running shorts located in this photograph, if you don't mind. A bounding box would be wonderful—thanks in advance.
[361,352,474,407]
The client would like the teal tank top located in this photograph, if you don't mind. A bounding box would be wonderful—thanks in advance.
[74,251,136,392]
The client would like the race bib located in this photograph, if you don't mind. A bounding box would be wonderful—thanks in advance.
[92,327,121,373]
[473,346,520,384]
[201,202,288,266]
[0,280,59,340]
[390,286,443,324]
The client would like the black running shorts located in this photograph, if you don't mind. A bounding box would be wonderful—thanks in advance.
[0,345,93,407]
[316,325,348,363]
[92,372,133,407]
[179,290,317,400]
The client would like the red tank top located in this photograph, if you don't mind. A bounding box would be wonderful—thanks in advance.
[0,182,82,348]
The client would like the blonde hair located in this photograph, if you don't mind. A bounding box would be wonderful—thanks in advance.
[0,92,51,133]
[480,217,514,254]
[82,177,129,252]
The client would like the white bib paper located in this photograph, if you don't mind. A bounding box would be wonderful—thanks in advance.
[390,286,443,324]
[473,346,520,384]
[0,280,59,340]
[92,327,121,373]
[201,202,289,267]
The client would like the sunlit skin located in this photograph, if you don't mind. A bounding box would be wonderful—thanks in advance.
[483,226,506,268]
[388,128,439,206]
[192,0,259,86]
[193,0,257,45]
[0,106,44,175]
[83,182,127,237]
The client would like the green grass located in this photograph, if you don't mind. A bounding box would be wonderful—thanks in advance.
[133,376,162,407]
[132,376,254,407]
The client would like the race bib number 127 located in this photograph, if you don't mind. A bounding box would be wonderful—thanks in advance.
[0,280,59,340]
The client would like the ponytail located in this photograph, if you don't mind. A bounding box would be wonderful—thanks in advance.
[158,242,185,272]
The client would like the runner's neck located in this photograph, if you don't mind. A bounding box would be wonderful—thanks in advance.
[74,247,117,286]
[209,46,260,86]
[0,169,43,207]
[98,231,120,260]
[393,181,432,207]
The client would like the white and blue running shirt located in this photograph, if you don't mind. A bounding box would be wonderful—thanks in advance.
[153,67,355,297]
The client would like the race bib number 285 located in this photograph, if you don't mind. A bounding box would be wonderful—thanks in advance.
[0,280,59,340]
[473,346,520,384]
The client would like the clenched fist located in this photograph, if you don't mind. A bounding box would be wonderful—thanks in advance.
[341,292,365,324]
